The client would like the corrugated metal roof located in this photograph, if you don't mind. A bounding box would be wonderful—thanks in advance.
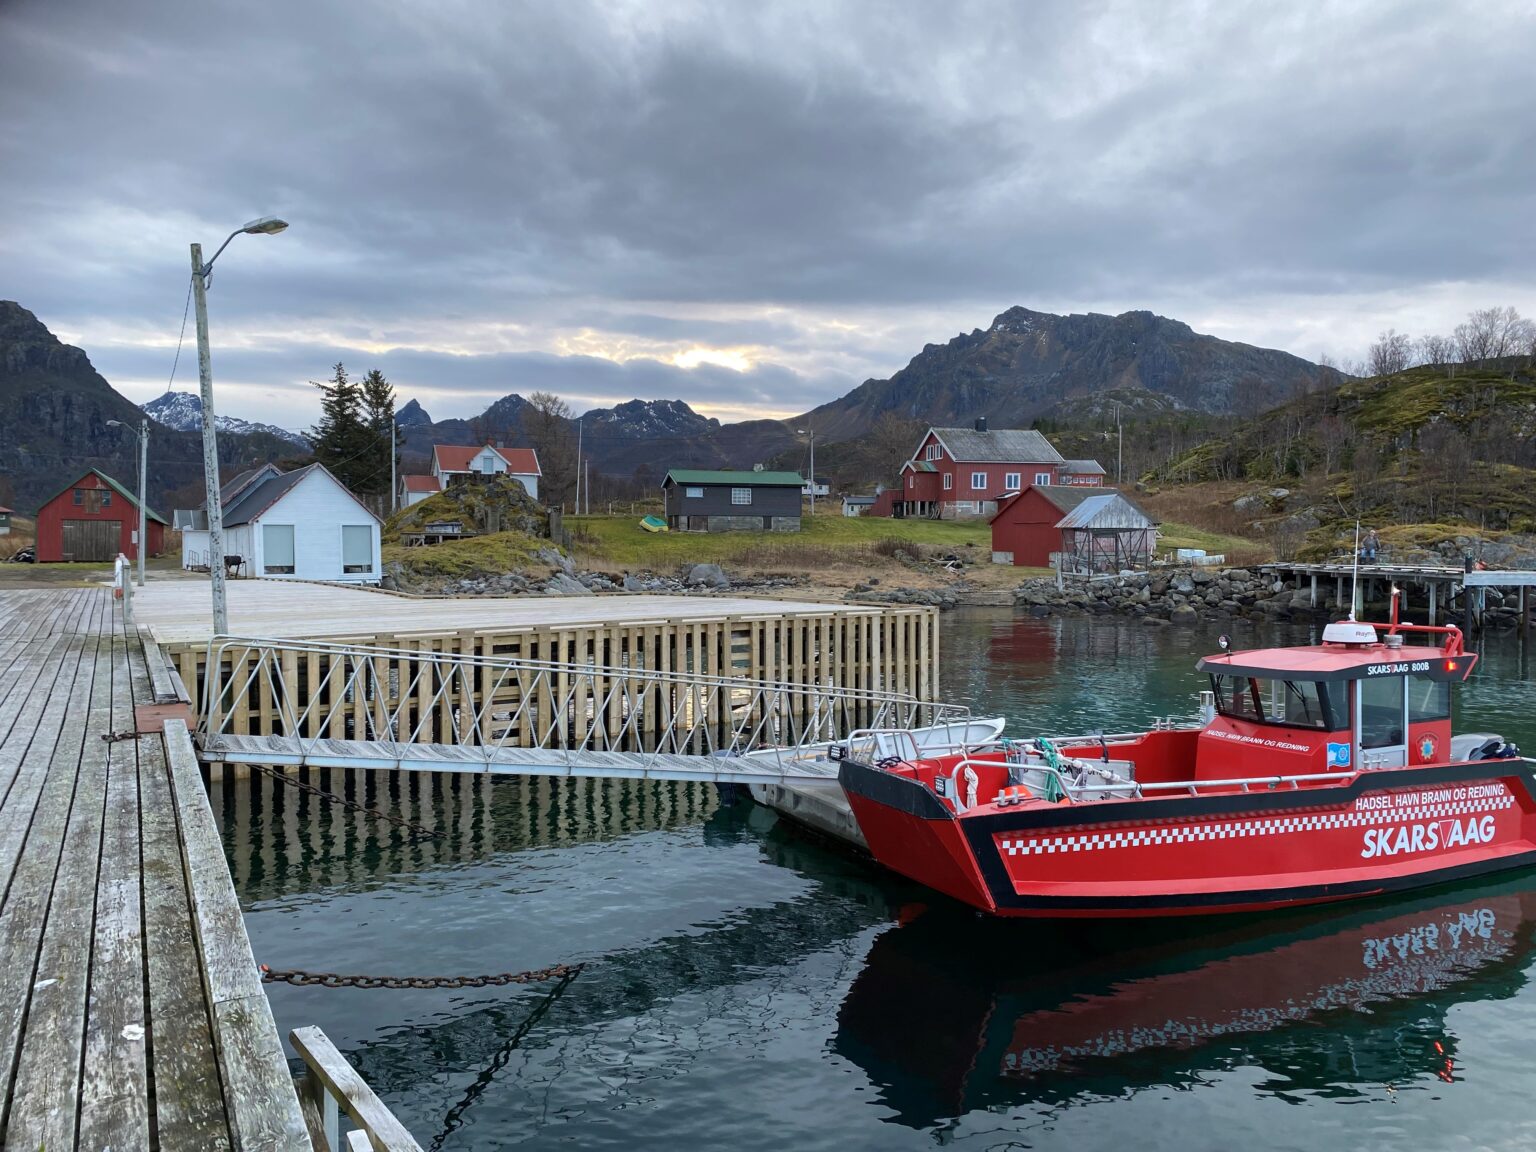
[662,470,804,486]
[1053,491,1156,530]
[1062,459,1107,474]
[222,466,313,526]
[931,427,1065,464]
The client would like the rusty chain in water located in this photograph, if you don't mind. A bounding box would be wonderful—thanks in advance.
[249,762,445,841]
[260,961,584,990]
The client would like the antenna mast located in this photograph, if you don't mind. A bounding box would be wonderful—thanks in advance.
[1348,520,1361,621]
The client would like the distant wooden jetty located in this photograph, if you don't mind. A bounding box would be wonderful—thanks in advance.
[1260,559,1536,636]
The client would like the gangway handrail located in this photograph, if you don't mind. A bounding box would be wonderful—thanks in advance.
[940,755,1358,804]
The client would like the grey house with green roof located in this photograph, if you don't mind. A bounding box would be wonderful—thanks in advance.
[661,469,805,532]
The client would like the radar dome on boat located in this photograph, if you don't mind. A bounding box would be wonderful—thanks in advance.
[1322,620,1379,645]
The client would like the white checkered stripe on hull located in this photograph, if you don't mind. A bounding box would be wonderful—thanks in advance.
[999,792,1516,857]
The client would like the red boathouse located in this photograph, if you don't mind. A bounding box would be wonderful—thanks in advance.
[35,469,168,563]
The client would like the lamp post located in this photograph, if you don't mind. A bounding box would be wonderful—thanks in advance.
[797,427,816,516]
[106,417,149,587]
[190,215,288,635]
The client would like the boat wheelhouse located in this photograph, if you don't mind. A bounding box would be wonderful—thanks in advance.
[838,609,1534,918]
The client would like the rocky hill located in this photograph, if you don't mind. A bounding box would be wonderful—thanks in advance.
[398,394,798,478]
[798,307,1329,441]
[142,390,310,449]
[0,301,303,513]
[1151,360,1536,552]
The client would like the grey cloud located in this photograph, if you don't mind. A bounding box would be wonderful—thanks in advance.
[4,0,1535,427]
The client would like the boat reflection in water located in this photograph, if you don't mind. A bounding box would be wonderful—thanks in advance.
[835,875,1536,1127]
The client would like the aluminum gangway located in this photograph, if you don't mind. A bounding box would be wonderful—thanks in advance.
[193,635,969,785]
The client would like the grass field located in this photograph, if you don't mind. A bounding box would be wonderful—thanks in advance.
[568,513,993,570]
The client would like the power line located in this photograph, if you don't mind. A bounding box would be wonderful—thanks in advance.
[165,274,194,395]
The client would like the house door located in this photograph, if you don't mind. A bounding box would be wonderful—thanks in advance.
[61,519,118,562]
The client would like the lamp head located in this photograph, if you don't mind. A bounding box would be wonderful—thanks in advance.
[106,419,124,428]
[240,216,289,236]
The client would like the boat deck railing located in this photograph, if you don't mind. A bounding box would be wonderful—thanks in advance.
[942,755,1362,806]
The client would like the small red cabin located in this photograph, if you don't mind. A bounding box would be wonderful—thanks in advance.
[990,484,1157,570]
[35,469,168,563]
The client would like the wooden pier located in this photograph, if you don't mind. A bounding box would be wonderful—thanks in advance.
[0,587,420,1150]
[1260,560,1536,635]
[132,580,941,753]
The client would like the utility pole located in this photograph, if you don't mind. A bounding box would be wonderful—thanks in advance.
[136,418,148,587]
[1114,402,1123,486]
[191,242,228,636]
[575,418,583,515]
[584,458,591,514]
[389,417,396,516]
[809,430,816,516]
[184,216,287,636]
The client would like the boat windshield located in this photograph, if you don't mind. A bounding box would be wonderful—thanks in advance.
[1210,674,1340,731]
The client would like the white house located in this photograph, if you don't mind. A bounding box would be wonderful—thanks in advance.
[178,463,383,584]
[430,443,542,501]
[398,473,440,508]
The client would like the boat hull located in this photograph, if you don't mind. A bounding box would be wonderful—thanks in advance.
[840,758,1536,918]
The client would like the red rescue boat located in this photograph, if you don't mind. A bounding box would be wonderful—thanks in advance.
[838,603,1535,918]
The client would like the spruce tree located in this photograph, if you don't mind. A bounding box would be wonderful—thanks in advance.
[359,368,401,500]
[309,363,369,490]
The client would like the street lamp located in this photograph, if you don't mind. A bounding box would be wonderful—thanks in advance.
[797,427,816,516]
[106,417,148,587]
[191,215,289,635]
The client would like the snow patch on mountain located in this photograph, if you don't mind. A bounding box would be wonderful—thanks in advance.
[142,391,310,449]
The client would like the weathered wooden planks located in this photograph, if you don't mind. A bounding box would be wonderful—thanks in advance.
[0,587,325,1151]
[291,1026,424,1152]
[164,717,312,1150]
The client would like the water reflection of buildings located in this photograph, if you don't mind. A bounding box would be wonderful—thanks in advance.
[835,878,1536,1128]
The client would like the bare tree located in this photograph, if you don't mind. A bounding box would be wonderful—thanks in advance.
[1368,329,1412,376]
[1415,333,1452,365]
[867,411,925,483]
[520,391,578,508]
[1455,305,1531,366]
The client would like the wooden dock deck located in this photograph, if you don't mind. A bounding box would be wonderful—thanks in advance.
[0,587,310,1149]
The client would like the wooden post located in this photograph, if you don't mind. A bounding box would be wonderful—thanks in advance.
[1428,580,1437,626]
[1309,573,1317,607]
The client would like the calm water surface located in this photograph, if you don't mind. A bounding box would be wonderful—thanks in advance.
[216,611,1536,1150]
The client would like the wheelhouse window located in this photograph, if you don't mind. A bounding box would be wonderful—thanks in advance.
[730,487,752,505]
[1210,674,1338,730]
[1409,677,1451,723]
[1360,675,1406,748]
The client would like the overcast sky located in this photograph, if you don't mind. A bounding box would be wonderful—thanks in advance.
[3,0,1534,432]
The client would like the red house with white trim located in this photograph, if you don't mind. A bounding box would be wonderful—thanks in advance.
[35,468,168,563]
[892,419,1085,518]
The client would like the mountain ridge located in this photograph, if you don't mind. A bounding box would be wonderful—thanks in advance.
[142,390,311,449]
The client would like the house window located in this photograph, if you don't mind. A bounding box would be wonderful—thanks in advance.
[926,444,940,461]
[341,525,373,573]
[942,473,953,490]
[685,486,704,498]
[480,456,495,474]
[73,489,83,505]
[1004,472,1021,490]
[1035,472,1052,486]
[263,524,295,574]
[908,476,915,489]
[731,487,752,506]
[101,490,111,506]
[971,472,987,490]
